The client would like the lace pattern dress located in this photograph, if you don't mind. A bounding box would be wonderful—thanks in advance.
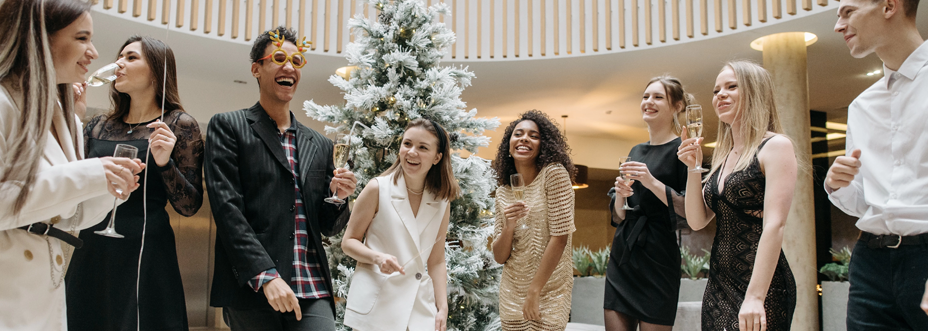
[701,137,796,331]
[65,110,204,331]
[494,163,576,331]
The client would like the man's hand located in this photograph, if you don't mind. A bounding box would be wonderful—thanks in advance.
[921,279,928,316]
[330,168,358,200]
[825,149,861,192]
[262,278,302,321]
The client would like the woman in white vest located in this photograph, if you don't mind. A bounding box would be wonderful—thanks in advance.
[342,119,460,331]
[0,0,144,329]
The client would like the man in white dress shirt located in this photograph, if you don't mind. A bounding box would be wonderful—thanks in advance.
[828,0,928,329]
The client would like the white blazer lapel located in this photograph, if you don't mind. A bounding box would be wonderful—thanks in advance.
[42,105,77,165]
[413,191,441,266]
[390,174,421,251]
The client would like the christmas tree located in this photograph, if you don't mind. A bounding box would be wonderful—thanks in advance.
[303,1,502,330]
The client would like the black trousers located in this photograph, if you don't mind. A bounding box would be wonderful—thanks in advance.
[223,298,335,331]
[846,239,928,330]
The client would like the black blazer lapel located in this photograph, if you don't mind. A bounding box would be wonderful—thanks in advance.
[296,124,319,184]
[245,103,289,172]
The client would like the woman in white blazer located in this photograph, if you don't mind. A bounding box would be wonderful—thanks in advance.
[342,119,461,331]
[0,0,144,329]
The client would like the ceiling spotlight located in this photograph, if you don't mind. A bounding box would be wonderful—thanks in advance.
[865,69,881,76]
[750,32,817,51]
[233,80,248,84]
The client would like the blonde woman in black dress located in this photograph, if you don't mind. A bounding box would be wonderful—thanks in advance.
[677,60,798,331]
[604,76,690,331]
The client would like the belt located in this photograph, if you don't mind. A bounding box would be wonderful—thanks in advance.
[859,231,928,249]
[19,222,83,249]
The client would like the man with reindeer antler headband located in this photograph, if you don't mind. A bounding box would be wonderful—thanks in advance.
[205,27,357,331]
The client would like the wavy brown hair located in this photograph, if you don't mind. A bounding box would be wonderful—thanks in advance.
[493,110,575,187]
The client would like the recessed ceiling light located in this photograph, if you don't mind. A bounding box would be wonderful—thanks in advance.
[605,110,612,114]
[233,80,248,84]
[865,69,881,76]
[750,32,818,51]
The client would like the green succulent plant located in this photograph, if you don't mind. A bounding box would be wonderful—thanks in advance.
[573,246,594,277]
[820,246,852,282]
[680,246,711,280]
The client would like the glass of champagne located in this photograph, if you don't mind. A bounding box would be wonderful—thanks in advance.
[86,63,120,87]
[685,105,709,173]
[324,133,350,205]
[95,144,138,238]
[510,173,529,230]
[618,157,635,210]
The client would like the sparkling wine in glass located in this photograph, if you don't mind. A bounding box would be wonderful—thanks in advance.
[686,105,709,173]
[86,63,120,87]
[95,144,138,238]
[324,133,350,205]
[618,157,635,211]
[510,173,529,230]
[511,174,525,202]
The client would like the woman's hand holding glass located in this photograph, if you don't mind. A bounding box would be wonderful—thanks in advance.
[677,129,705,171]
[613,176,635,199]
[71,82,88,119]
[503,202,530,230]
[620,161,656,188]
[100,156,144,199]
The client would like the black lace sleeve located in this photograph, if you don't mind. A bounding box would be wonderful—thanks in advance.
[159,111,204,216]
[83,115,103,157]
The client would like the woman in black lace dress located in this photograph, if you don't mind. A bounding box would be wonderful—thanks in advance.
[677,61,798,331]
[604,76,691,331]
[66,36,203,331]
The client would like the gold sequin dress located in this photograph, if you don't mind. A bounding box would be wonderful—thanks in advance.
[494,163,576,330]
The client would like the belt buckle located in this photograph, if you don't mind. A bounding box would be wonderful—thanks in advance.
[887,235,903,249]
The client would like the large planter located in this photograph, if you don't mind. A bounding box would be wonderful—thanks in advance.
[678,278,708,302]
[822,281,849,331]
[673,278,708,331]
[570,276,606,325]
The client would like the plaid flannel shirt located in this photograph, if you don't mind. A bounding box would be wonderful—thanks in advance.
[246,117,330,299]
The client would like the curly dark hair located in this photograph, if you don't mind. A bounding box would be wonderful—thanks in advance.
[493,110,575,187]
[250,26,299,63]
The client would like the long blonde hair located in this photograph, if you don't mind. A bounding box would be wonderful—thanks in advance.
[707,61,783,179]
[0,0,91,215]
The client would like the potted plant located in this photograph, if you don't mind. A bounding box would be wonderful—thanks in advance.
[679,246,710,302]
[821,247,851,331]
[570,246,609,325]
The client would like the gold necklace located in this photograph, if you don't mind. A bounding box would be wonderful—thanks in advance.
[407,187,423,195]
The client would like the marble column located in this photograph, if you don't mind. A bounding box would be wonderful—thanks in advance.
[761,32,819,331]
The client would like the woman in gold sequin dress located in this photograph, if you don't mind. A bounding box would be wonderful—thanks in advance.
[492,110,577,331]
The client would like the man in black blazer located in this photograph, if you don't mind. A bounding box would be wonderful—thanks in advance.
[205,26,356,331]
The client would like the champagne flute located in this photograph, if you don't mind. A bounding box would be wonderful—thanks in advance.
[511,173,525,202]
[685,105,709,173]
[95,144,138,238]
[510,173,529,230]
[86,63,120,87]
[618,157,635,211]
[324,133,350,205]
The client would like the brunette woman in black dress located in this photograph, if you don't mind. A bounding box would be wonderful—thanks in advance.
[66,36,203,331]
[604,76,691,331]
